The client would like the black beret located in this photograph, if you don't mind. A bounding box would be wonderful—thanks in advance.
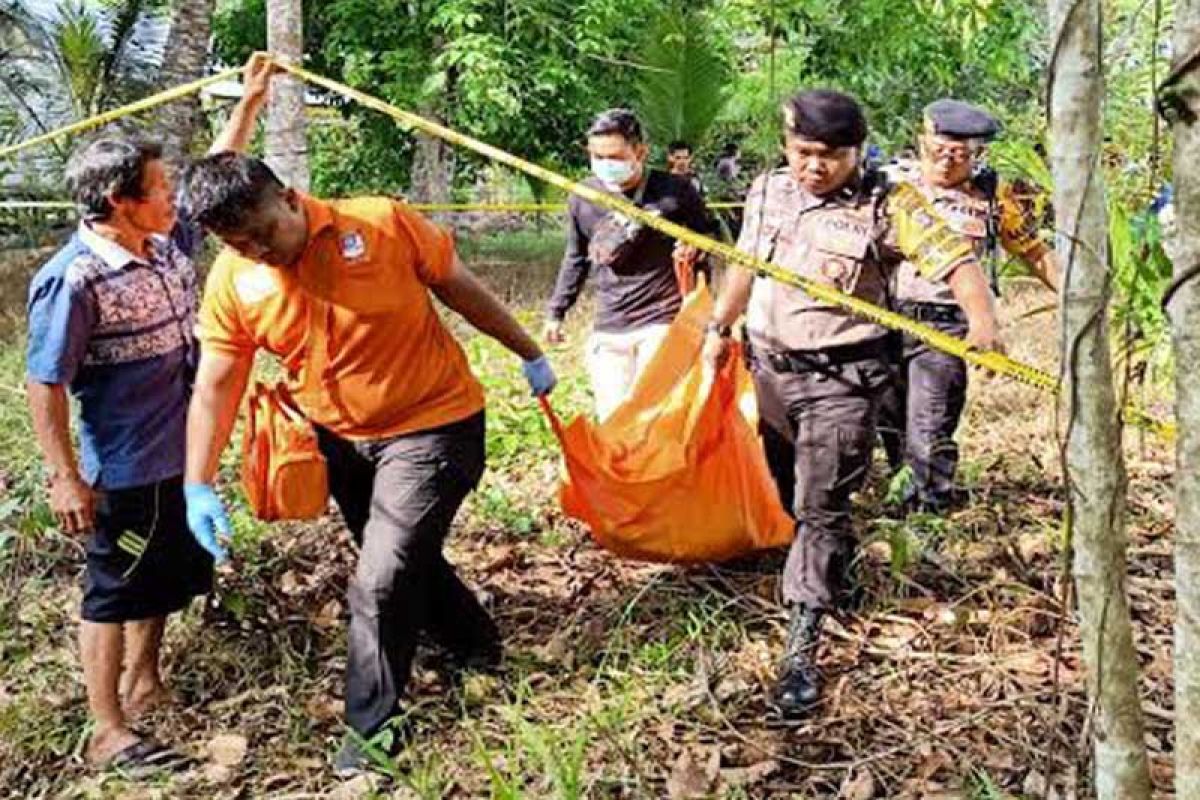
[923,99,1001,140]
[782,90,868,148]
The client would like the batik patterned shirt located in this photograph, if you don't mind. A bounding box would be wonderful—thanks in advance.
[26,221,201,489]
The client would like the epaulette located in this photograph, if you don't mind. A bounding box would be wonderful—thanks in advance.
[860,168,893,226]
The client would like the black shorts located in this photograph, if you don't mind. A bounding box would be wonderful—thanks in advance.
[82,477,214,623]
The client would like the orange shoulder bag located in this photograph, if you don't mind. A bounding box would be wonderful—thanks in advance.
[240,295,331,521]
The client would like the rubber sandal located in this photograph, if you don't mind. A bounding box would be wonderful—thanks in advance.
[103,737,190,776]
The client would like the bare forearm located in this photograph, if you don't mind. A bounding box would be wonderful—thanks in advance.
[26,381,80,477]
[436,262,544,361]
[185,355,251,484]
[948,261,996,321]
[711,267,755,327]
[208,93,267,155]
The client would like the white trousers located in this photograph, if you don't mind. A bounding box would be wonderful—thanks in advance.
[585,323,671,421]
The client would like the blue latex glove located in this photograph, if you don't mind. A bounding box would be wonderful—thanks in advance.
[184,483,231,563]
[521,355,557,397]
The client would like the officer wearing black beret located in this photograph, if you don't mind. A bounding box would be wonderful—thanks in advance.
[703,90,1004,717]
[879,98,1059,512]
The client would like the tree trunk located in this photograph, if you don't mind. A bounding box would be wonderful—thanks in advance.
[408,39,453,205]
[409,127,454,204]
[1046,0,1152,797]
[265,0,308,190]
[1167,0,1200,794]
[153,0,215,158]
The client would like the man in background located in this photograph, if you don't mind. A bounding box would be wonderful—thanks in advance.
[878,99,1058,512]
[667,139,705,197]
[544,109,711,420]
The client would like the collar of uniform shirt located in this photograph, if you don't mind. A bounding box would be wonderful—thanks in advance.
[77,221,150,270]
[292,193,339,263]
[787,170,865,213]
[300,192,336,236]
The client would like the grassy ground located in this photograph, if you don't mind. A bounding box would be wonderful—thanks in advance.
[0,230,1179,799]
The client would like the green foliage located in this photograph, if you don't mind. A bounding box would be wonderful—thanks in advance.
[1110,201,1175,381]
[0,343,53,543]
[457,229,567,266]
[210,0,1173,222]
[515,712,590,799]
[990,139,1053,191]
[1102,0,1174,207]
[705,0,1043,169]
[53,3,108,117]
[633,2,734,150]
[214,0,667,195]
[307,114,414,197]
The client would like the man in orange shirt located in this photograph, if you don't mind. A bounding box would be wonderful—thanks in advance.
[177,152,555,775]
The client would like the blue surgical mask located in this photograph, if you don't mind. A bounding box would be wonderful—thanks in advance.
[591,157,638,189]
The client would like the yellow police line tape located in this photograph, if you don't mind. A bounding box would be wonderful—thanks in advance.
[0,200,744,213]
[270,60,1176,440]
[0,201,75,210]
[0,68,243,161]
[0,58,1173,439]
[405,201,745,211]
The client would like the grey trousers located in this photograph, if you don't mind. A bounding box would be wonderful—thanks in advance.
[878,315,969,509]
[753,352,890,611]
[317,411,497,737]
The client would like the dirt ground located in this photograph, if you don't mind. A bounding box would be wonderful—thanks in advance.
[0,236,1179,799]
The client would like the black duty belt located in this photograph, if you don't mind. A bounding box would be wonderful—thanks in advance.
[898,302,966,324]
[760,337,889,374]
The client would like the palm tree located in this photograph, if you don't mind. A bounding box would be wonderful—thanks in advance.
[0,2,53,146]
[265,0,307,189]
[154,0,216,156]
[633,3,733,152]
[0,0,164,136]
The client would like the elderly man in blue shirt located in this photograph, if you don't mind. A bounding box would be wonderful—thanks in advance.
[24,55,275,770]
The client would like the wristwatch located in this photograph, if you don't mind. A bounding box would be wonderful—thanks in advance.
[705,320,733,338]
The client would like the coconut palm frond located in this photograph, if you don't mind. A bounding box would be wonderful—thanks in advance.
[54,1,108,116]
[634,3,733,149]
[95,0,165,106]
[3,0,163,127]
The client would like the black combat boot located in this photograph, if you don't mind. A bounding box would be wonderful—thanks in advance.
[770,604,824,716]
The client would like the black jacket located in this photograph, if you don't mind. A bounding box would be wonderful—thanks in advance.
[547,170,711,333]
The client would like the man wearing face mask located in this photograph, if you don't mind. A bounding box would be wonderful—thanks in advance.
[544,109,711,420]
[703,90,1003,717]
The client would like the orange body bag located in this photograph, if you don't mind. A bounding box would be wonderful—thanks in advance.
[542,285,794,563]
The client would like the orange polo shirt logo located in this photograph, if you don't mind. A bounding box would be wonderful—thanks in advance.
[339,231,367,260]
